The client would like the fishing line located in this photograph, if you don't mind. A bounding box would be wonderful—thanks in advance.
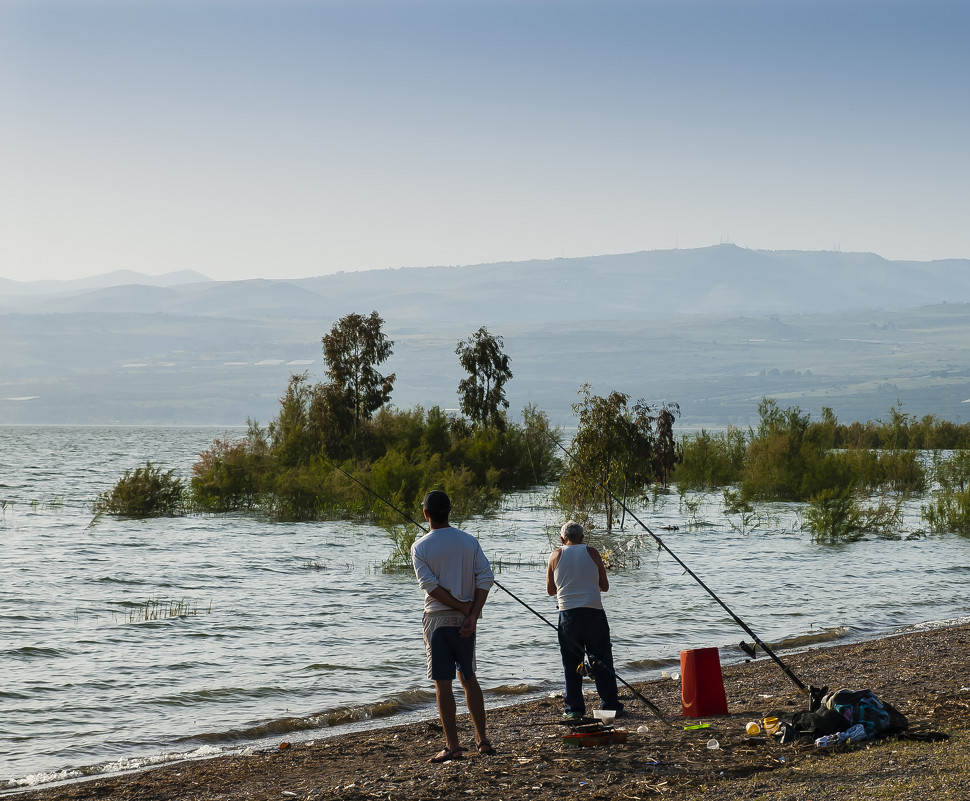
[545,431,812,695]
[319,455,672,724]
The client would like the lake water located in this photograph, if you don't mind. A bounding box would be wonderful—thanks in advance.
[2,426,969,791]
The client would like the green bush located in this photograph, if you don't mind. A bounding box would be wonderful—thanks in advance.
[684,400,929,504]
[675,427,747,489]
[270,464,327,522]
[834,405,970,450]
[190,423,271,512]
[722,488,761,534]
[556,386,671,531]
[931,449,970,492]
[829,448,926,494]
[381,524,422,572]
[876,449,927,494]
[804,488,865,543]
[741,400,834,501]
[93,461,185,518]
[184,393,557,523]
[922,487,970,535]
[805,488,903,543]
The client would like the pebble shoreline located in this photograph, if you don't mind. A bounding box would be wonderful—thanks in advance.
[11,621,970,801]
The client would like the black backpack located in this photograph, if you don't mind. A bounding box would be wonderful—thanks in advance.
[792,688,909,740]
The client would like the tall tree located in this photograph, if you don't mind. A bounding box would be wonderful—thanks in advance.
[322,311,395,444]
[556,385,658,531]
[652,402,683,489]
[268,372,322,468]
[456,327,513,431]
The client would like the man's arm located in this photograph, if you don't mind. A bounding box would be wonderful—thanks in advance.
[546,549,561,596]
[459,587,490,637]
[427,585,473,616]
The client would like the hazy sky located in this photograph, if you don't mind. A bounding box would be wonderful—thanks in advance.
[1,0,968,283]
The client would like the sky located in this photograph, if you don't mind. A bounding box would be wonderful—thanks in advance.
[1,0,968,283]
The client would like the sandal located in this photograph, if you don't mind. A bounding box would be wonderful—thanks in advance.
[477,739,497,756]
[428,746,465,763]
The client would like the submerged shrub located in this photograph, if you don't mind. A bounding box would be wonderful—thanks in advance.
[556,386,670,531]
[931,450,970,493]
[675,428,747,489]
[190,423,272,512]
[827,448,927,495]
[804,488,864,543]
[381,524,422,573]
[722,488,761,534]
[698,400,930,503]
[93,461,185,518]
[922,487,970,535]
[190,387,560,524]
[875,449,927,494]
[270,464,327,522]
[805,488,903,543]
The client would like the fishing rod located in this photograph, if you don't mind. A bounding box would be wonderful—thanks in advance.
[320,456,672,725]
[546,433,812,696]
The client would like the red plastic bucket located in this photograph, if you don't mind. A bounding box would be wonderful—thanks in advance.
[680,647,729,717]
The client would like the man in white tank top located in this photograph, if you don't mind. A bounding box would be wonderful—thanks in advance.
[546,520,624,720]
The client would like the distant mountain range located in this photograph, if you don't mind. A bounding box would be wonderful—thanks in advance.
[2,246,970,428]
[0,269,212,296]
[3,245,970,321]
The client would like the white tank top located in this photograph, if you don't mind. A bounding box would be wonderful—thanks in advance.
[554,544,603,611]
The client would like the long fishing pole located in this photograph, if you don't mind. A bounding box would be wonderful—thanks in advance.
[321,456,671,724]
[547,434,810,695]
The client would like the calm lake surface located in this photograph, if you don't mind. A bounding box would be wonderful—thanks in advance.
[2,426,968,790]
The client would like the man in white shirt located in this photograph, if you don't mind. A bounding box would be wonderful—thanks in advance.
[546,520,624,720]
[412,490,495,762]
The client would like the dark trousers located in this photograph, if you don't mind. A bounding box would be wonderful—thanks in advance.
[557,607,622,715]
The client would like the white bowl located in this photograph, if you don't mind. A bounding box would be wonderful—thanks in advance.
[592,710,616,725]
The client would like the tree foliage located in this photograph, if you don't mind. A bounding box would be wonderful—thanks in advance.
[556,385,676,531]
[191,421,271,512]
[675,427,747,489]
[456,327,513,431]
[189,397,560,523]
[322,311,396,444]
[652,402,682,488]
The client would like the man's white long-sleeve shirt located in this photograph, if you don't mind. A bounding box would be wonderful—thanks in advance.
[412,526,494,614]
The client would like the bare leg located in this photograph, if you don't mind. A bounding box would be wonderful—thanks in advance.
[434,679,461,751]
[459,672,487,746]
